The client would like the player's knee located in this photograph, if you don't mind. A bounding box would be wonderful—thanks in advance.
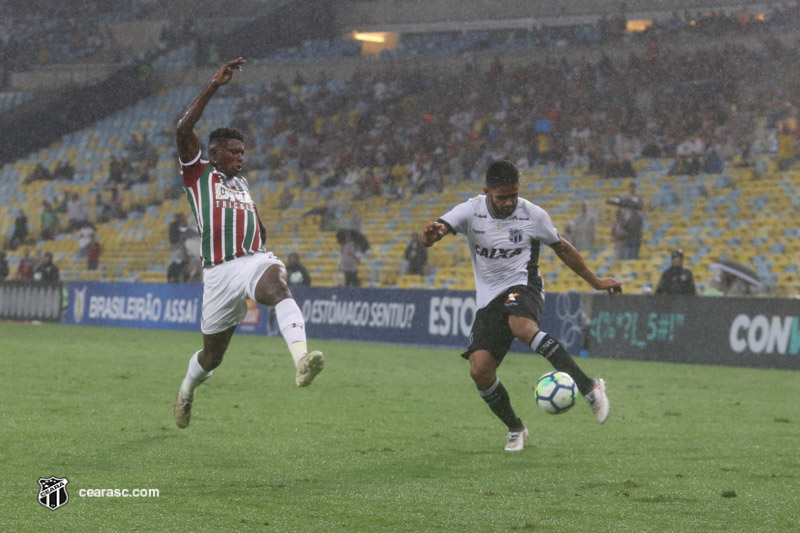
[471,372,495,390]
[469,361,495,388]
[255,266,292,305]
[509,315,538,345]
[199,349,224,371]
[255,270,292,305]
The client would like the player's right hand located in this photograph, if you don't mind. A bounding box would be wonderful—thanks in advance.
[421,221,448,246]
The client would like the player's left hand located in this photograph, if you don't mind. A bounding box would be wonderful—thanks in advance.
[213,57,246,86]
[596,278,623,294]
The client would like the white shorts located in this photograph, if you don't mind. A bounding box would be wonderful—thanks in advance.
[201,252,284,334]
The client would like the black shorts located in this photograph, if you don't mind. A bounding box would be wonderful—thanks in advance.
[461,284,544,365]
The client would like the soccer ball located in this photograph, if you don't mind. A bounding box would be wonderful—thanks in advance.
[535,371,577,415]
[288,271,304,285]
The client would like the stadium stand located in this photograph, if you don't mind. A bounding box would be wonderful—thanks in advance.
[2,1,799,297]
[0,91,33,113]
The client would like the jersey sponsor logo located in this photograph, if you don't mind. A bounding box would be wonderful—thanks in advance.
[472,229,486,234]
[473,213,487,218]
[213,182,254,210]
[475,245,523,259]
[508,228,523,243]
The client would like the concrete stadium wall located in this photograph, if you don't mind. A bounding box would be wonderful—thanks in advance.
[335,0,779,30]
[150,29,785,89]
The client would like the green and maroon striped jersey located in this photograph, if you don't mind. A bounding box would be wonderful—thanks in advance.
[181,152,266,267]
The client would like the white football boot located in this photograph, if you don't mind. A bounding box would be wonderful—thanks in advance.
[585,378,610,424]
[505,427,529,452]
[296,350,325,387]
[173,391,193,428]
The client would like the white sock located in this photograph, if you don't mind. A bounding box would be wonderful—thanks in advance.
[180,350,212,399]
[275,299,308,366]
[289,341,308,367]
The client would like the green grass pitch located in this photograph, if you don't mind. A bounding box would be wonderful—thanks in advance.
[2,322,798,532]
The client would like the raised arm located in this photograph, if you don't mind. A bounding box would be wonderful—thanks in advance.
[176,57,246,163]
[550,237,623,294]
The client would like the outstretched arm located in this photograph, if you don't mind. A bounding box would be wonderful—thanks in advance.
[551,237,623,294]
[420,221,451,248]
[176,57,246,163]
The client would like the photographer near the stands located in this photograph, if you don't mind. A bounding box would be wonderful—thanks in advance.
[655,249,697,295]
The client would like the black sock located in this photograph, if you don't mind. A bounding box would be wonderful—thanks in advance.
[530,331,594,395]
[479,379,523,431]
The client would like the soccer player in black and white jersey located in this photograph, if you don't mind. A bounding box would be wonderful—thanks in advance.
[420,160,622,451]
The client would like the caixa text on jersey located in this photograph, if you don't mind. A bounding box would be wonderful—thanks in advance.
[475,246,523,259]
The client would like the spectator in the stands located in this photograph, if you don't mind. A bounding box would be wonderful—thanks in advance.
[86,234,101,270]
[40,201,59,240]
[0,252,9,281]
[17,250,34,280]
[286,252,312,286]
[66,193,88,232]
[53,160,75,181]
[9,209,28,250]
[34,252,59,282]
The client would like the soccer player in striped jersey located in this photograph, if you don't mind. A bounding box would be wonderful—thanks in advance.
[420,160,622,451]
[173,58,324,429]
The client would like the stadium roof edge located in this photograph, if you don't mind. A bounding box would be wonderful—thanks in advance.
[342,2,782,34]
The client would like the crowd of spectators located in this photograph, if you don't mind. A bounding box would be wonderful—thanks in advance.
[106,134,160,190]
[0,1,106,69]
[0,0,163,75]
[385,4,800,60]
[220,28,799,203]
[24,161,75,184]
[4,0,800,77]
[6,3,800,289]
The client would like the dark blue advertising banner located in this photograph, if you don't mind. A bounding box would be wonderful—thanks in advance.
[58,282,799,370]
[62,282,268,335]
[61,282,583,353]
[288,287,584,354]
[586,294,800,370]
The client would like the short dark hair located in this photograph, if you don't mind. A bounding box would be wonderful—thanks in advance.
[209,127,244,147]
[485,160,519,188]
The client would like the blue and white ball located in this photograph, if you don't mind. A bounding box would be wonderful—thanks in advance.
[535,371,577,414]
